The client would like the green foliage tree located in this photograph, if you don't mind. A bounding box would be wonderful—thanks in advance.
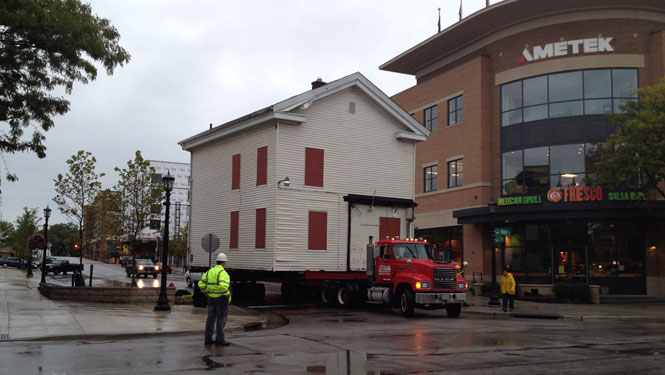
[586,79,665,199]
[115,151,163,249]
[8,207,40,260]
[0,0,130,181]
[47,223,79,256]
[53,150,104,263]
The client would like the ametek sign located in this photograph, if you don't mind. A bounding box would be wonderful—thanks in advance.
[520,37,614,64]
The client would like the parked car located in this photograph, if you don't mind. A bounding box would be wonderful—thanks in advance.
[155,262,172,274]
[44,259,84,275]
[126,258,159,278]
[185,267,206,288]
[34,257,57,268]
[0,257,28,269]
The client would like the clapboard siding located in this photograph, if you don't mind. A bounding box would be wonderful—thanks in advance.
[274,87,416,271]
[189,123,276,269]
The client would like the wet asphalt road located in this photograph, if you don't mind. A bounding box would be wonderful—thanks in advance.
[3,307,665,374]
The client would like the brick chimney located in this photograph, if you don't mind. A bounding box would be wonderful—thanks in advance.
[311,77,326,90]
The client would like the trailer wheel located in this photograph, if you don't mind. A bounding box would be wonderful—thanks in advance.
[399,287,415,317]
[322,284,339,307]
[445,303,462,318]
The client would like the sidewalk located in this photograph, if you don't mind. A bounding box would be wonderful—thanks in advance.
[0,267,274,341]
[463,293,665,321]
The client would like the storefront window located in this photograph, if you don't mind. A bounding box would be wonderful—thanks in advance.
[524,225,550,275]
[588,222,615,277]
[504,230,525,273]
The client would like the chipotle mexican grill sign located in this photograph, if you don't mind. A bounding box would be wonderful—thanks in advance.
[520,37,614,64]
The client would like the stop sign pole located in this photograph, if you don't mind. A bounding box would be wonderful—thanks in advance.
[201,233,220,268]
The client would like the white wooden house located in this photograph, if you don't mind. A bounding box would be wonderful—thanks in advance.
[179,72,429,275]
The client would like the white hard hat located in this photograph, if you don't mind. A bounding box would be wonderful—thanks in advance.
[216,253,228,262]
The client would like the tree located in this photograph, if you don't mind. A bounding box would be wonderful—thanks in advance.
[0,220,14,243]
[586,79,665,199]
[47,223,79,256]
[8,207,40,260]
[53,150,104,263]
[0,0,130,181]
[115,151,163,250]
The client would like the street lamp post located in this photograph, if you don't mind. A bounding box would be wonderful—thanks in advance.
[488,200,500,306]
[40,206,52,284]
[155,171,175,311]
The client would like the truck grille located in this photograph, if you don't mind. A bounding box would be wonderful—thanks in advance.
[433,268,456,290]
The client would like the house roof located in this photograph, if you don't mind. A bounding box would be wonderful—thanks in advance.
[178,72,429,151]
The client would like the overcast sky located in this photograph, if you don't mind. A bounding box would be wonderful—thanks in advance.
[3,0,496,226]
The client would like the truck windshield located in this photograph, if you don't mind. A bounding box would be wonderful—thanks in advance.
[392,243,432,260]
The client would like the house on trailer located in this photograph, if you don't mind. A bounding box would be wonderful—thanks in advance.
[179,72,429,283]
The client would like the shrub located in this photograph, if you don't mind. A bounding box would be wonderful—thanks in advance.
[553,282,590,303]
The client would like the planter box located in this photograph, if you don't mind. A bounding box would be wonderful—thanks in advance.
[38,283,175,305]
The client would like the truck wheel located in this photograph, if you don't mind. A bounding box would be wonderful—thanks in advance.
[399,287,415,317]
[337,286,351,307]
[322,284,338,306]
[445,303,462,318]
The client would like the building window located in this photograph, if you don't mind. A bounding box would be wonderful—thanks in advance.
[448,159,463,187]
[424,105,437,131]
[232,153,240,190]
[501,68,637,127]
[424,165,437,192]
[308,211,327,250]
[256,146,267,186]
[230,211,239,249]
[502,143,589,194]
[255,208,266,249]
[305,147,324,187]
[448,96,463,125]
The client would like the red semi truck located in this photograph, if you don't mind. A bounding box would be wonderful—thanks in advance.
[302,237,468,317]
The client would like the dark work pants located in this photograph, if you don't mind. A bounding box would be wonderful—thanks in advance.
[205,296,228,343]
[502,293,514,310]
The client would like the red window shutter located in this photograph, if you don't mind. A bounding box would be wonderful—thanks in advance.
[232,154,240,190]
[308,211,327,250]
[230,211,239,249]
[255,208,266,249]
[256,146,267,186]
[379,217,401,240]
[305,148,324,187]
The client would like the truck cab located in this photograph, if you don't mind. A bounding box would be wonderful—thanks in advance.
[370,238,468,317]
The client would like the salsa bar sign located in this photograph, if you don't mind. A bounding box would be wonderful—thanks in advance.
[499,186,645,206]
[520,37,613,64]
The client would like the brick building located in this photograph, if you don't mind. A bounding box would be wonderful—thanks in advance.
[382,0,665,295]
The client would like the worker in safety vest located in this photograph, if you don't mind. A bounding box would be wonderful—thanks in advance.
[198,253,232,346]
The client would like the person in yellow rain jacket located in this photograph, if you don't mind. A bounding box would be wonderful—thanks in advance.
[500,265,516,312]
[198,253,232,346]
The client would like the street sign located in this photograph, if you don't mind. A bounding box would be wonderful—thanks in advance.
[494,227,511,236]
[201,233,220,253]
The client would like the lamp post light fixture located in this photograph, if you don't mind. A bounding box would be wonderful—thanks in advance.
[277,176,290,188]
[155,171,175,311]
[40,206,52,284]
[488,200,501,306]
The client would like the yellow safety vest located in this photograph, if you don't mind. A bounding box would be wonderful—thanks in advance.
[198,265,231,300]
